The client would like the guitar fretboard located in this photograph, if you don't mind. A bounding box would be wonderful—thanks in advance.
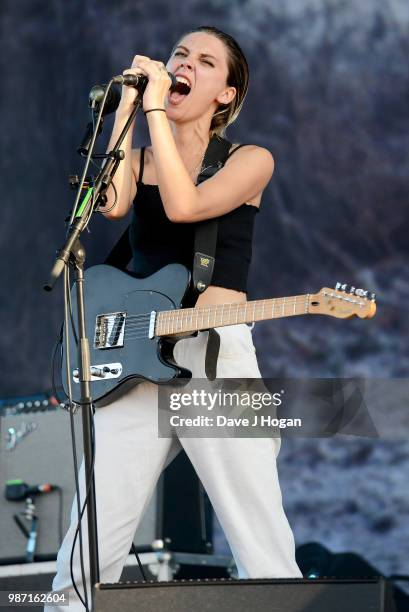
[155,294,310,336]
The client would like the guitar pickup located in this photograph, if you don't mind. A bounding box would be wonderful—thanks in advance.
[94,312,126,349]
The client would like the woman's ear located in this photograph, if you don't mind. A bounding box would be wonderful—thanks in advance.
[217,86,236,106]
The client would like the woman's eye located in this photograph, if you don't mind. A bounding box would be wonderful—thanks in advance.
[174,51,213,66]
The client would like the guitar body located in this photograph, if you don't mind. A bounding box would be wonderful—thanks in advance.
[62,264,194,407]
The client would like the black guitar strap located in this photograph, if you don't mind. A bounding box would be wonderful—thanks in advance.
[192,135,232,381]
[192,135,232,296]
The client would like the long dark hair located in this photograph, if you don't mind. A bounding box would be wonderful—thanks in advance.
[176,26,249,137]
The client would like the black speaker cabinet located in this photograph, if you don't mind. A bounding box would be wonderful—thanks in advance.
[95,577,396,612]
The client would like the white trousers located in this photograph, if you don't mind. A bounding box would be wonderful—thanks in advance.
[45,324,302,611]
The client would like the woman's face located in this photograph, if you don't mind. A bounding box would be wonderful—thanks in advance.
[165,31,236,120]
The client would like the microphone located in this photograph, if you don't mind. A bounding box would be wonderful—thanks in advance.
[5,480,58,502]
[113,72,190,95]
[87,74,189,119]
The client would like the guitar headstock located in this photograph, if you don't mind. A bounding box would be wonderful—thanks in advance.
[308,283,377,319]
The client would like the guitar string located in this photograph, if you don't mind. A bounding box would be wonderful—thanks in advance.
[91,294,364,345]
[96,297,312,343]
[121,297,307,323]
[94,298,315,352]
[99,299,309,342]
[121,297,306,329]
[89,305,353,345]
[95,293,362,334]
[95,309,308,343]
[123,306,306,341]
[95,295,304,323]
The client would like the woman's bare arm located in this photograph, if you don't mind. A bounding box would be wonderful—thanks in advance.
[99,56,153,219]
[147,110,274,222]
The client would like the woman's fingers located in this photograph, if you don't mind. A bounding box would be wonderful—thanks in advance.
[131,54,150,67]
[118,56,171,113]
[130,56,169,79]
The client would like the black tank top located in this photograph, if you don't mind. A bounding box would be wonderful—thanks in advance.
[129,144,260,293]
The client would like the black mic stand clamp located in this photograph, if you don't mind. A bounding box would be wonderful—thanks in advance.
[44,86,142,610]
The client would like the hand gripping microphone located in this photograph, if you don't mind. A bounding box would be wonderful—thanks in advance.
[113,71,176,91]
[87,73,189,119]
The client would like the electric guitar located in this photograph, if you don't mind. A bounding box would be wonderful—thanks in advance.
[62,264,376,407]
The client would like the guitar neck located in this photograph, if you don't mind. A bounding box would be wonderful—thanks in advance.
[155,294,310,336]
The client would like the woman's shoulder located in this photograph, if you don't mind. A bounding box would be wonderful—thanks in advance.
[225,142,275,173]
[235,141,273,152]
[227,141,273,158]
[220,143,274,208]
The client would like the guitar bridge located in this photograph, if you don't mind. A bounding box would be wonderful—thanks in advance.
[94,312,126,349]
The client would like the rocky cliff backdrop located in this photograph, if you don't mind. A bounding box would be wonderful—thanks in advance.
[1,0,408,592]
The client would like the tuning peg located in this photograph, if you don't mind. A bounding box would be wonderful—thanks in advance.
[354,288,368,298]
[335,282,348,292]
[349,286,355,294]
[370,292,376,301]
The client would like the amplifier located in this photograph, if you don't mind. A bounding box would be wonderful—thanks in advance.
[0,396,212,563]
[0,403,155,561]
[95,577,397,612]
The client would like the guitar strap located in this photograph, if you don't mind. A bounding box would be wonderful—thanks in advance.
[103,134,234,381]
[192,134,232,298]
[192,135,232,380]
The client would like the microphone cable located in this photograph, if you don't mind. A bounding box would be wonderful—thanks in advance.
[66,79,115,230]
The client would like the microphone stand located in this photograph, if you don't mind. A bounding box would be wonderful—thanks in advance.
[44,92,142,610]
